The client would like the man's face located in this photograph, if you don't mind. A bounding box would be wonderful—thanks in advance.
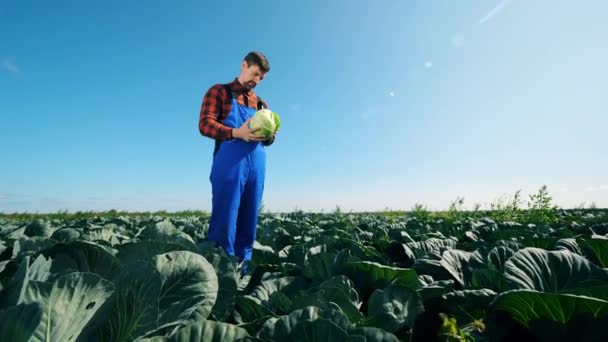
[240,61,266,90]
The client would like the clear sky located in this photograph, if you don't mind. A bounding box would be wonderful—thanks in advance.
[1,0,607,213]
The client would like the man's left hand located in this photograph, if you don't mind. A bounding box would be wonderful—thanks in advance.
[263,130,278,146]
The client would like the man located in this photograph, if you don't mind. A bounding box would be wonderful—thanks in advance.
[199,51,275,275]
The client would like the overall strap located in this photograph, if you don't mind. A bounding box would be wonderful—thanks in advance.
[256,95,266,110]
[213,84,234,158]
[226,82,265,109]
[213,84,265,157]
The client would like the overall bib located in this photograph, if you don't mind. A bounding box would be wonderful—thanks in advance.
[207,90,266,274]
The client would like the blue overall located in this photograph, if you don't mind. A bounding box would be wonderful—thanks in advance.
[207,90,266,274]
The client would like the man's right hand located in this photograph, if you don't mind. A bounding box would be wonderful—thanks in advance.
[232,118,266,142]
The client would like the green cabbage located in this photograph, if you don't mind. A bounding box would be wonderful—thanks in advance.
[249,109,280,139]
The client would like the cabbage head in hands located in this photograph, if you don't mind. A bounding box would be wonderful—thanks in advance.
[248,109,281,140]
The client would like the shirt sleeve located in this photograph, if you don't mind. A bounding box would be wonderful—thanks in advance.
[199,85,234,140]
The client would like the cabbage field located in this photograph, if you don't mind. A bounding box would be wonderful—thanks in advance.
[1,207,608,341]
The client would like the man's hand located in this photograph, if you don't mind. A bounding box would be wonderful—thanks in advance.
[233,118,266,142]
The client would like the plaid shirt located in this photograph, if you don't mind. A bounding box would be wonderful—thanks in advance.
[199,78,271,143]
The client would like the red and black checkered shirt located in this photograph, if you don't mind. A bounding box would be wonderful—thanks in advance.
[199,78,266,141]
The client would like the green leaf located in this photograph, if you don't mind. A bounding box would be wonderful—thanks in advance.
[490,289,608,330]
[12,237,56,260]
[138,220,178,239]
[486,246,516,272]
[24,219,53,238]
[439,249,483,287]
[137,220,196,251]
[579,237,608,268]
[290,276,363,323]
[246,275,308,309]
[135,336,167,342]
[405,238,457,258]
[282,244,308,265]
[554,238,583,255]
[503,247,608,292]
[364,284,424,333]
[385,242,416,268]
[418,280,455,302]
[21,272,115,342]
[470,268,506,292]
[51,228,81,243]
[116,241,194,265]
[235,315,275,337]
[565,285,608,301]
[519,237,558,250]
[348,327,400,342]
[0,254,52,308]
[256,306,351,341]
[44,241,120,280]
[234,295,275,324]
[303,252,337,280]
[412,252,454,283]
[96,261,162,341]
[287,319,359,342]
[441,289,496,322]
[252,241,279,265]
[269,292,293,314]
[335,239,384,261]
[198,248,240,322]
[0,303,43,342]
[81,226,129,246]
[319,275,360,305]
[292,291,364,324]
[168,320,249,342]
[341,261,421,301]
[153,251,219,329]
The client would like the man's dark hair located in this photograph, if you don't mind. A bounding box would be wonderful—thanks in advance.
[244,51,270,73]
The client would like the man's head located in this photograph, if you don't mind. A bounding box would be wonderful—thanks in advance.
[238,51,270,90]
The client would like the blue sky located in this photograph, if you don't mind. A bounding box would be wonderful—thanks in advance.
[1,0,607,213]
